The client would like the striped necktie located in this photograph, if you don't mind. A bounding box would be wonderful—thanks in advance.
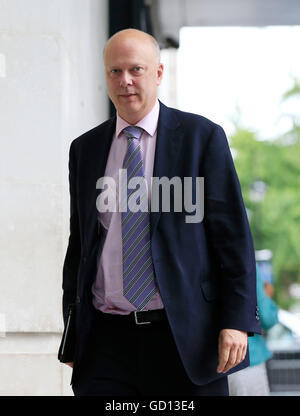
[121,126,157,310]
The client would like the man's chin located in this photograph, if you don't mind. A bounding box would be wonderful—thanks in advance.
[119,94,139,102]
[118,100,142,114]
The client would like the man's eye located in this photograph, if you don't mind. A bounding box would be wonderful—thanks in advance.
[134,67,142,72]
[111,69,120,74]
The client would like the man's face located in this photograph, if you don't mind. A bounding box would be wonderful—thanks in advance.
[104,35,163,124]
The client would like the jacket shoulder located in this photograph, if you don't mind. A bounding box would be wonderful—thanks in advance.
[172,106,216,125]
[162,103,221,136]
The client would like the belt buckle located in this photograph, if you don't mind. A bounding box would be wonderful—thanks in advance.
[134,311,151,325]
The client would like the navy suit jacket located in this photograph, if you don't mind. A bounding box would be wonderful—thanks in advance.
[61,101,261,386]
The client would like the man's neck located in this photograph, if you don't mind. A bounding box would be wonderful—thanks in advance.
[118,100,158,125]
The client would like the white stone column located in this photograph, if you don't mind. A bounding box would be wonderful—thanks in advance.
[0,0,108,395]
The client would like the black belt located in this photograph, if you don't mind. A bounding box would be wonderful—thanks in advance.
[95,308,167,325]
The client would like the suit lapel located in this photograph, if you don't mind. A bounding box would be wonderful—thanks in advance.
[150,102,184,237]
[85,116,116,256]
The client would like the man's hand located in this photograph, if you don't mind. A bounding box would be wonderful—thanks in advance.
[65,362,74,368]
[217,329,248,374]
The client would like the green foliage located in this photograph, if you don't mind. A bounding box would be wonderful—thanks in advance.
[282,79,300,101]
[229,81,300,309]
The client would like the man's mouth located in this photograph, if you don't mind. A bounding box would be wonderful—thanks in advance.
[119,93,137,98]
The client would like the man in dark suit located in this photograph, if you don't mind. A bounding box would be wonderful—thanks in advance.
[60,28,261,396]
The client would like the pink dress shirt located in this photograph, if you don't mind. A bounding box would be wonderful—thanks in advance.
[92,100,164,314]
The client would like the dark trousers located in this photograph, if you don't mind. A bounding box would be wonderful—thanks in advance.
[72,309,228,396]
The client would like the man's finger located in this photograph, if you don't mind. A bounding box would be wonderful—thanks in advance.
[65,362,74,368]
[241,344,247,362]
[222,345,239,373]
[235,346,244,365]
[217,337,230,373]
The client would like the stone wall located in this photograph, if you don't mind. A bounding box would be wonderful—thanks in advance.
[0,0,108,395]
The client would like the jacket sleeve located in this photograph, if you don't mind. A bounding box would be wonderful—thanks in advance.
[202,124,261,335]
[62,141,81,325]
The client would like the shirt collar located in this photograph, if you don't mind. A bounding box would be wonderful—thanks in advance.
[116,100,160,138]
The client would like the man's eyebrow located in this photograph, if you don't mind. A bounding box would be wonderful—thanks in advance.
[106,64,147,72]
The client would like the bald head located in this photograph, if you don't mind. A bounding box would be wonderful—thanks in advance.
[103,29,160,64]
[103,28,164,125]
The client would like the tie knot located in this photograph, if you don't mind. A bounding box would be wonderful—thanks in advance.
[123,126,144,141]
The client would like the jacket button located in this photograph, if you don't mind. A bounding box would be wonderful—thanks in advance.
[255,306,260,320]
[83,256,87,263]
[76,296,81,304]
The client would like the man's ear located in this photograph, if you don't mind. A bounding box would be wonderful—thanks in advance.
[157,63,164,85]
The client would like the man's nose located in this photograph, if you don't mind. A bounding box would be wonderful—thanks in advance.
[120,71,133,87]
